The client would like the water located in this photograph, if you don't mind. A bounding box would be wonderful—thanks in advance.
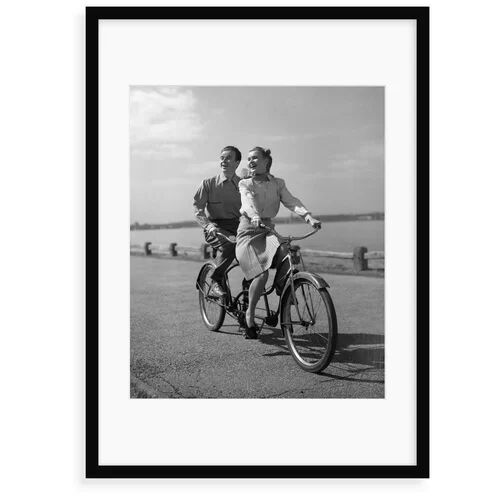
[130,220,384,253]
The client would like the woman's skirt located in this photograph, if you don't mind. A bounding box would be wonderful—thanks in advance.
[235,216,280,280]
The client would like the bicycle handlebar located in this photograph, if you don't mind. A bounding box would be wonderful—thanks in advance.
[259,223,320,242]
[214,232,236,243]
[214,223,320,244]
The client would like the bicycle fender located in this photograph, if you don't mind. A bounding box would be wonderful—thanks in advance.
[279,272,330,330]
[282,272,330,296]
[195,263,213,291]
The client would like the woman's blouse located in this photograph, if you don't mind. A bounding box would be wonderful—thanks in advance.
[239,174,310,220]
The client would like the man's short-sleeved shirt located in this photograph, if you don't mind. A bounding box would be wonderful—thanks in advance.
[193,173,242,227]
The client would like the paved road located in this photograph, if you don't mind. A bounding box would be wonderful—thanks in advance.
[130,255,384,398]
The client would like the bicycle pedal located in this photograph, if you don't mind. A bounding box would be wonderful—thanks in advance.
[207,292,224,302]
[265,313,279,327]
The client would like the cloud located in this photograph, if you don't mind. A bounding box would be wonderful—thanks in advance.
[299,140,384,180]
[185,161,217,176]
[130,87,203,159]
[131,143,194,160]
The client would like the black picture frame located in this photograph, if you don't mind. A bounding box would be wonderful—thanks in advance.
[86,6,429,479]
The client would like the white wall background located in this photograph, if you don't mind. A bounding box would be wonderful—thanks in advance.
[0,0,499,498]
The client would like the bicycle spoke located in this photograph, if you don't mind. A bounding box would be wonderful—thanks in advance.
[299,284,315,321]
[294,283,322,325]
[309,287,321,321]
[311,294,324,324]
[199,265,225,330]
[283,279,336,372]
[305,283,324,324]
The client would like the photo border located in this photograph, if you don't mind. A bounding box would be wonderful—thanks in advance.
[85,6,429,479]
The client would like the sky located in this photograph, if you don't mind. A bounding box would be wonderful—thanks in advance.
[130,86,384,224]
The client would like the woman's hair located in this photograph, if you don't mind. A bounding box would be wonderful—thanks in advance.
[250,146,273,171]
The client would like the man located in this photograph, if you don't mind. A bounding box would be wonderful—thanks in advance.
[193,146,242,296]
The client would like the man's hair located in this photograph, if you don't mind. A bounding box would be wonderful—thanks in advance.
[250,146,273,171]
[221,145,242,162]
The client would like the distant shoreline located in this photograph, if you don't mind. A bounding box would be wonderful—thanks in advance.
[130,212,384,231]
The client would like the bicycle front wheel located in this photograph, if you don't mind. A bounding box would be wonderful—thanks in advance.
[281,277,337,373]
[198,263,226,331]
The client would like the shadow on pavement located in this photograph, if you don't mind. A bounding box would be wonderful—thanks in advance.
[257,328,385,386]
[216,323,289,351]
[335,333,385,369]
[257,329,384,368]
[318,332,384,385]
[213,325,385,385]
[257,327,290,356]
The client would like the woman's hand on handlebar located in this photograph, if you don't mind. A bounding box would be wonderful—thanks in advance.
[305,214,322,229]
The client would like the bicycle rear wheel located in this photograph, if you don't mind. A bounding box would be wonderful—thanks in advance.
[281,276,337,373]
[198,263,226,331]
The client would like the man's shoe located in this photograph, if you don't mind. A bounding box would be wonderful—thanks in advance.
[209,282,226,298]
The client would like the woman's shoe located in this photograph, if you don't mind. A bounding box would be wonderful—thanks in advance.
[209,281,226,298]
[244,325,258,339]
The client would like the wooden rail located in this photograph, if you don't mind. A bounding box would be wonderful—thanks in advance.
[300,247,384,272]
[300,249,352,259]
[130,243,200,256]
[300,249,384,259]
[131,242,384,273]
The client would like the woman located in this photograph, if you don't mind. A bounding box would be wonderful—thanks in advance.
[236,147,321,339]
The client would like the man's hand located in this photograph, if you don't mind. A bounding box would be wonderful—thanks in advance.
[205,223,218,237]
[305,214,322,229]
[251,216,262,228]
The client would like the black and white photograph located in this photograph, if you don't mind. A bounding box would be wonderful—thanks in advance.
[129,86,385,399]
[6,0,500,495]
[88,6,429,477]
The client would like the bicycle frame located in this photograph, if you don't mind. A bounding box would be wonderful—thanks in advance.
[199,224,329,331]
[197,223,337,373]
[257,224,328,325]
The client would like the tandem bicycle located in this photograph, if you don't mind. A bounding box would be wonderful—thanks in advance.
[195,224,338,373]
